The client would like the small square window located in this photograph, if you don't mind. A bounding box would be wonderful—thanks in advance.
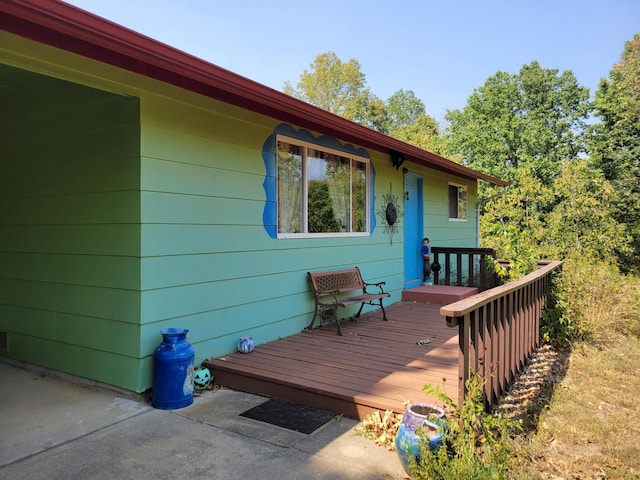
[448,184,467,220]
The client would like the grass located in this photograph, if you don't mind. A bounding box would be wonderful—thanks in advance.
[509,333,640,479]
[509,257,640,479]
[509,258,640,479]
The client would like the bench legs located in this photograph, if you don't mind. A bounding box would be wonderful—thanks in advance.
[305,305,321,332]
[355,300,388,322]
[307,300,388,336]
[306,304,340,333]
[306,304,349,336]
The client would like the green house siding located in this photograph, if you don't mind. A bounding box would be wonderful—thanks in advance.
[0,64,143,390]
[1,31,483,394]
[422,170,479,247]
[137,96,407,389]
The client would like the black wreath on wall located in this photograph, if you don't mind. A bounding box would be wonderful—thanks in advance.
[378,183,403,244]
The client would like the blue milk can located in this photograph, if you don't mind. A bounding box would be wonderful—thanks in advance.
[152,328,195,410]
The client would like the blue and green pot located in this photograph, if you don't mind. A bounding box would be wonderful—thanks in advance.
[394,403,446,474]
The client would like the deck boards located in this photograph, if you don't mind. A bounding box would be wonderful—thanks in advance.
[203,301,460,420]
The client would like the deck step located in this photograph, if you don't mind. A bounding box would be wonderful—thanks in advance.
[402,285,478,304]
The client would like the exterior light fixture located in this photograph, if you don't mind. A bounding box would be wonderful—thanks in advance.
[390,150,406,170]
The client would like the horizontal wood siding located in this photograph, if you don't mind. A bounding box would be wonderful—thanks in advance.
[2,34,484,394]
[419,169,478,247]
[139,96,407,387]
[0,65,143,390]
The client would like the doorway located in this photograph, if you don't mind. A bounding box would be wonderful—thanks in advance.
[403,172,424,289]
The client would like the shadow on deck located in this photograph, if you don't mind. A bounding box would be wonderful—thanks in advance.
[203,299,459,421]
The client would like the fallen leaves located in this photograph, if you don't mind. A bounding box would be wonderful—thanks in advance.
[356,409,404,449]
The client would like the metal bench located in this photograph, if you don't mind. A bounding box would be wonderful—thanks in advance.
[306,267,390,335]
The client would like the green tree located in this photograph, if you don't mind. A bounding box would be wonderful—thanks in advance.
[283,52,387,131]
[444,61,593,271]
[394,113,451,157]
[445,61,591,196]
[384,89,450,155]
[284,52,448,152]
[481,161,630,272]
[307,181,340,233]
[545,160,631,261]
[589,33,640,272]
[481,170,553,277]
[385,89,427,131]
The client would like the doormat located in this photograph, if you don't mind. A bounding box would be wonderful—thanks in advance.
[239,398,336,434]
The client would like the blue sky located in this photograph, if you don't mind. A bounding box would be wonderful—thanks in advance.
[66,0,639,122]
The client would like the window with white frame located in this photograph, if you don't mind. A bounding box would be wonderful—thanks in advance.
[276,135,369,236]
[448,183,468,220]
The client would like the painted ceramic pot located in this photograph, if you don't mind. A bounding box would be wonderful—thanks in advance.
[237,336,254,354]
[394,403,446,474]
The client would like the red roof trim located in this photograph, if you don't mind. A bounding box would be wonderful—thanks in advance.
[0,0,507,186]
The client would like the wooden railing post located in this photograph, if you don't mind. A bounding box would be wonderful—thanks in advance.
[431,247,498,291]
[441,260,562,410]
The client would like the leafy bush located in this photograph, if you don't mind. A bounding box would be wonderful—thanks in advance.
[408,375,519,480]
[486,225,538,281]
[540,270,570,347]
[542,252,640,346]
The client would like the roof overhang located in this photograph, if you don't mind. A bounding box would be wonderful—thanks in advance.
[0,0,507,186]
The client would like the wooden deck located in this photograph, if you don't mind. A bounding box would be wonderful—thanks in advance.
[203,300,459,420]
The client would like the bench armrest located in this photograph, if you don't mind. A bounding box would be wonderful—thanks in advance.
[363,281,386,294]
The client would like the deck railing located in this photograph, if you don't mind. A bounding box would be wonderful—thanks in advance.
[431,247,500,292]
[440,260,563,409]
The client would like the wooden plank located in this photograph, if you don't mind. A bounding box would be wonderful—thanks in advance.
[440,261,563,317]
[214,348,450,387]
[204,301,459,420]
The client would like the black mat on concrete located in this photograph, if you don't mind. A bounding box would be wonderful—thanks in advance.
[239,399,336,434]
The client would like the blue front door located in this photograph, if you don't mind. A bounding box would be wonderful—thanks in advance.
[404,173,424,289]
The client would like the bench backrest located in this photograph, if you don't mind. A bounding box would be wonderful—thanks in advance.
[308,268,364,295]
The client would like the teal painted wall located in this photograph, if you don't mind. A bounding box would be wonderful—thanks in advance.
[401,166,479,283]
[137,96,409,389]
[421,169,478,247]
[0,64,143,390]
[0,33,480,393]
